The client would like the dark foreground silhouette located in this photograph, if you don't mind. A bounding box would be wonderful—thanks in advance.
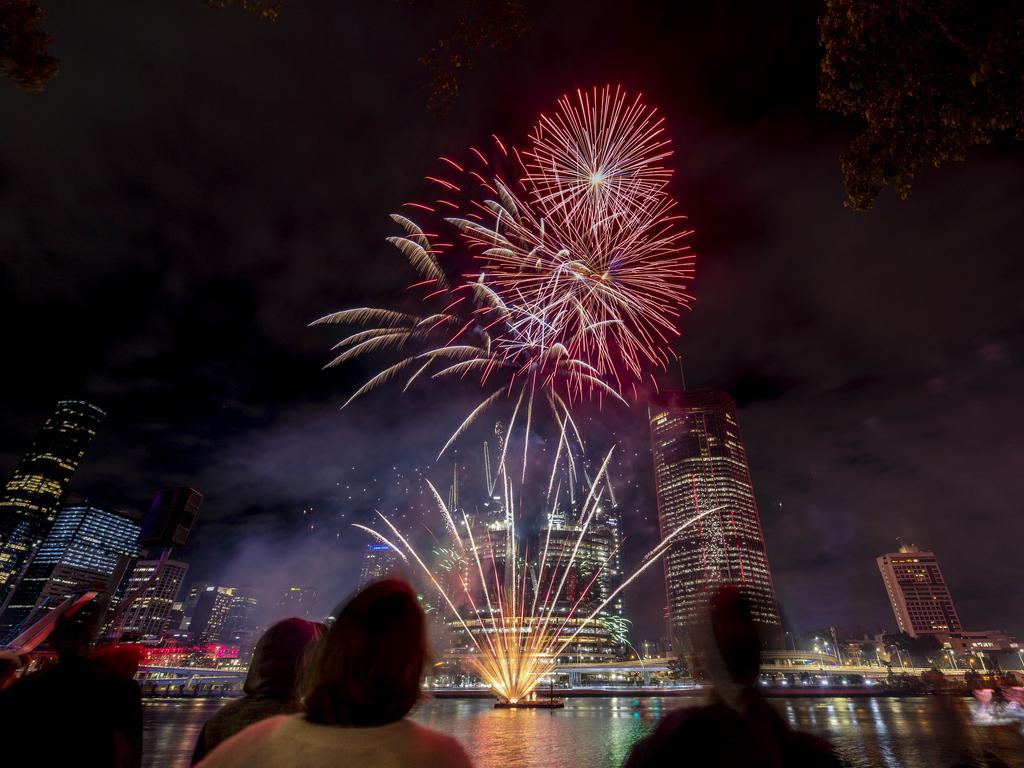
[0,603,142,768]
[196,579,474,768]
[192,617,323,764]
[624,586,842,768]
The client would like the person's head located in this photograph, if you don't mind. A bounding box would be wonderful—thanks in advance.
[49,599,105,659]
[304,579,426,726]
[708,584,762,686]
[91,643,143,679]
[0,652,22,689]
[245,618,323,699]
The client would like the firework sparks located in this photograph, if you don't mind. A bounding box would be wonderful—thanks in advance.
[315,86,696,457]
[524,85,674,226]
[358,441,717,703]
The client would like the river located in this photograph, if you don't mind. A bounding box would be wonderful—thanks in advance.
[144,695,1023,768]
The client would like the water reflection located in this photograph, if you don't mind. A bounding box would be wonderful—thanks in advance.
[144,696,1023,768]
[144,699,222,768]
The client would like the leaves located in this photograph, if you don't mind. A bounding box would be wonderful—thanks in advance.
[201,0,284,22]
[0,0,58,91]
[819,0,1024,210]
[415,0,527,116]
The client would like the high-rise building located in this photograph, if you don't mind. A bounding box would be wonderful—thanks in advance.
[877,544,963,638]
[649,389,782,651]
[120,558,189,637]
[357,543,405,589]
[186,584,259,643]
[0,401,106,606]
[273,585,319,622]
[0,504,140,634]
[223,588,259,645]
[181,581,216,627]
[537,458,627,663]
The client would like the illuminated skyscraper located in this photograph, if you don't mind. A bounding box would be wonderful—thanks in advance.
[187,585,259,643]
[536,451,627,663]
[539,509,626,663]
[272,585,319,622]
[0,401,106,607]
[0,504,140,634]
[649,390,781,651]
[357,543,405,589]
[878,544,963,638]
[120,558,189,637]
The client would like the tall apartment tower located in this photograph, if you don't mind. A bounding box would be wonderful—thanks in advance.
[537,453,627,663]
[357,543,406,589]
[0,504,140,634]
[0,401,106,606]
[120,558,189,637]
[877,544,963,638]
[649,390,782,651]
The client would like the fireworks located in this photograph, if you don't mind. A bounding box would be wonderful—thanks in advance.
[524,86,674,229]
[314,86,695,456]
[325,88,705,700]
[361,441,716,703]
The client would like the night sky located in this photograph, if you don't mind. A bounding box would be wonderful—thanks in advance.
[1,1,1022,640]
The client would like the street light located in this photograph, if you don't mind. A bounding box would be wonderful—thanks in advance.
[946,649,958,670]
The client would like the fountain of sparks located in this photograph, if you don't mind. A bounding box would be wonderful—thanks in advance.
[356,443,717,705]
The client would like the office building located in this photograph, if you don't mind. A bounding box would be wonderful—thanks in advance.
[120,558,189,637]
[0,401,105,605]
[273,585,319,622]
[0,504,140,634]
[181,581,216,627]
[877,544,963,637]
[187,584,259,643]
[357,543,405,589]
[537,470,627,663]
[649,390,782,650]
[223,588,259,644]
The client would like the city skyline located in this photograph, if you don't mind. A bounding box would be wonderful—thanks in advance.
[0,393,1018,653]
[0,2,1021,646]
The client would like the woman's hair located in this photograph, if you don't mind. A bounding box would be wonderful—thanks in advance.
[303,578,426,726]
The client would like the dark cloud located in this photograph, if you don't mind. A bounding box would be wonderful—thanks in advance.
[0,0,1021,642]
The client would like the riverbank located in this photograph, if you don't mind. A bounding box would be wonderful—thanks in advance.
[143,695,1024,768]
[425,685,929,699]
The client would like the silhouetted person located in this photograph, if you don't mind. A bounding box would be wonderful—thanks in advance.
[0,651,22,690]
[191,618,323,764]
[0,600,142,768]
[196,579,473,768]
[624,586,842,768]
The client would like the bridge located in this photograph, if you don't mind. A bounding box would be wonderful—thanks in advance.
[134,652,974,697]
[553,653,972,688]
[136,665,245,696]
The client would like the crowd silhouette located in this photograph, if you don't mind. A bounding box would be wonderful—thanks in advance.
[3,578,1021,767]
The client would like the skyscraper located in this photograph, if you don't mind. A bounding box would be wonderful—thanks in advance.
[539,509,626,662]
[357,543,405,589]
[649,389,781,651]
[0,401,105,606]
[120,558,189,637]
[0,504,140,634]
[537,453,627,663]
[272,585,319,622]
[184,584,259,643]
[877,544,963,638]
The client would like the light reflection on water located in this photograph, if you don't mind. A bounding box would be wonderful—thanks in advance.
[144,696,1023,768]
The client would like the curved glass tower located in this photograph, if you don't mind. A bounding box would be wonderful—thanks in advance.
[649,390,781,652]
